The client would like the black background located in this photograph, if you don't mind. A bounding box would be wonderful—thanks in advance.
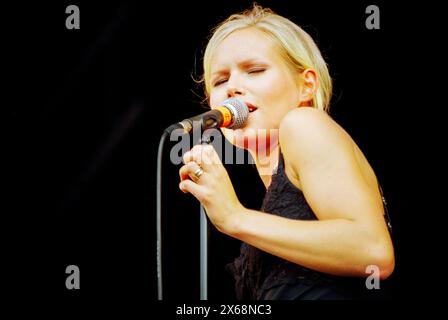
[2,0,438,313]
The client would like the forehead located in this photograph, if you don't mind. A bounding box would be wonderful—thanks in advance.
[210,28,279,70]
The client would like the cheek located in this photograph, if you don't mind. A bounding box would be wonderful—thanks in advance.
[270,79,294,99]
[209,92,223,108]
[271,68,300,96]
[257,73,293,102]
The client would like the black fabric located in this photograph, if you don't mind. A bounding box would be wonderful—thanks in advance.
[226,150,392,300]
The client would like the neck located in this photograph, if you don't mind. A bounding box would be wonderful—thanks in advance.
[248,139,280,189]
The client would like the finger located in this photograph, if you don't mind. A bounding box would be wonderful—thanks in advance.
[183,145,220,170]
[203,144,222,165]
[183,145,204,165]
[179,161,202,182]
[179,179,207,201]
[182,150,192,165]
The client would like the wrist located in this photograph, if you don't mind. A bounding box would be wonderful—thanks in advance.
[219,204,247,238]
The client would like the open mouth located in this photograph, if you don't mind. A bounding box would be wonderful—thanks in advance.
[246,102,258,113]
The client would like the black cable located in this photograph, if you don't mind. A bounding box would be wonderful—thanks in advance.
[157,131,169,300]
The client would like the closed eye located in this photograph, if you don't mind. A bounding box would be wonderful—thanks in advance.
[213,78,228,87]
[213,68,265,87]
[248,68,265,74]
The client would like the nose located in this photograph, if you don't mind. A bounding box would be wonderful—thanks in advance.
[227,88,243,99]
[226,74,244,98]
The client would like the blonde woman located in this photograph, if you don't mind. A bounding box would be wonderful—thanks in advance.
[179,4,394,300]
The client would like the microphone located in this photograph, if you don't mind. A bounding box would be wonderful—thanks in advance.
[164,98,249,134]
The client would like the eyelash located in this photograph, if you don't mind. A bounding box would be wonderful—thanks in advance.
[248,68,265,74]
[213,79,227,87]
[213,68,266,87]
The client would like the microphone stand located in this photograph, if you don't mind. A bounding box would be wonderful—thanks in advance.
[199,204,209,300]
[157,130,211,301]
[160,100,246,300]
[199,133,212,300]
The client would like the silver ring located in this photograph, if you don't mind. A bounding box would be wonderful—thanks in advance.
[193,167,205,180]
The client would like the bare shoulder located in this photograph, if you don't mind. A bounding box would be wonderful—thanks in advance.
[279,107,380,202]
[279,107,353,159]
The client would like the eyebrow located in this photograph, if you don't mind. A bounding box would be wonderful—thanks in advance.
[211,59,268,77]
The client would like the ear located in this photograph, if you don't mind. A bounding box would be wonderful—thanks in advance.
[298,69,318,106]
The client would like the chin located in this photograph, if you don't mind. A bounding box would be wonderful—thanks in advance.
[223,125,278,153]
[221,127,253,150]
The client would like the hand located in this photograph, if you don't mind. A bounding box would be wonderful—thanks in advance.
[179,144,243,233]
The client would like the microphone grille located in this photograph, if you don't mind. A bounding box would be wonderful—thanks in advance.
[221,98,249,129]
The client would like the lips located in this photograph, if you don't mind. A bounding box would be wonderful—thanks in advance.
[246,102,258,113]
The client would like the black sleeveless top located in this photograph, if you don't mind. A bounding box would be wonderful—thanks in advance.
[226,150,392,300]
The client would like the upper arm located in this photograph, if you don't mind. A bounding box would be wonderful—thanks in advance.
[279,108,385,231]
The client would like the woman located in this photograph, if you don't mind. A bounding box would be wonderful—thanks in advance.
[178,4,394,300]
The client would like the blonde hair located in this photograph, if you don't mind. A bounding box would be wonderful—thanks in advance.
[201,4,332,112]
